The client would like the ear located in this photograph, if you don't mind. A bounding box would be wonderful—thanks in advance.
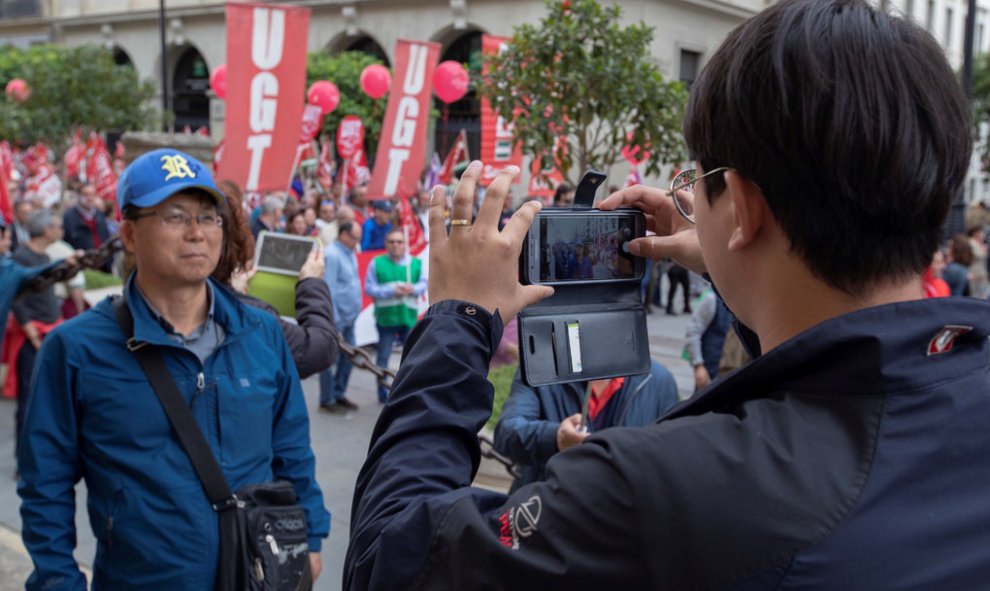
[724,171,767,253]
[119,220,138,254]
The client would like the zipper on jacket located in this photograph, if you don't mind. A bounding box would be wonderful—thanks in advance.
[107,516,113,549]
[190,371,206,408]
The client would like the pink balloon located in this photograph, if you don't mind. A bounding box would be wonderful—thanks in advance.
[360,65,391,100]
[432,61,469,104]
[307,80,340,115]
[209,64,227,99]
[5,79,29,103]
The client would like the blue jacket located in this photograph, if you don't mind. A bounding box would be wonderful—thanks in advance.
[17,278,330,591]
[494,363,679,491]
[0,258,48,327]
[345,298,990,590]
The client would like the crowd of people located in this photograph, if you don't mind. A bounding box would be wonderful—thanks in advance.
[2,0,990,588]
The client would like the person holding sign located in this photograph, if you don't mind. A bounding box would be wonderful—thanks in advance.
[364,228,427,403]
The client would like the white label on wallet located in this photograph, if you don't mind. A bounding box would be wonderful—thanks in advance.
[567,321,583,373]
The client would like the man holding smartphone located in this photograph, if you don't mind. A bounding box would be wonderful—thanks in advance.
[345,1,989,588]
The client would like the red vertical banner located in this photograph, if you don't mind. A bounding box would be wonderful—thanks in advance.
[480,35,523,187]
[367,39,440,201]
[219,3,310,191]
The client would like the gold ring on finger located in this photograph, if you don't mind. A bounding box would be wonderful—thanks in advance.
[450,218,471,227]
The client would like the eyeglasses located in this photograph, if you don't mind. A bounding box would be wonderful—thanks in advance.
[130,207,224,230]
[666,167,731,224]
[386,239,405,244]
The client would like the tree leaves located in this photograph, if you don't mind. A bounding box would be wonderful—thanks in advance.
[478,0,687,183]
[0,45,156,153]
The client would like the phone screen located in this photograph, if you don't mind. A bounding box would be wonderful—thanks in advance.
[538,215,639,283]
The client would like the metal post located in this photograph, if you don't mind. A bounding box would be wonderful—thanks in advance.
[159,0,170,129]
[963,0,978,97]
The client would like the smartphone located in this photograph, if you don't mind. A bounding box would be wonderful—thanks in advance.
[521,209,646,285]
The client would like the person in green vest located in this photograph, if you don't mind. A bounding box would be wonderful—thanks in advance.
[364,228,427,402]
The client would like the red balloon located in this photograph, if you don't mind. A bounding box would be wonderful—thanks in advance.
[209,64,227,99]
[360,65,391,100]
[5,79,29,103]
[432,61,469,104]
[307,80,340,115]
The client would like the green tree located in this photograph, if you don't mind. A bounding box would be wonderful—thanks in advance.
[479,0,688,183]
[971,52,990,171]
[0,45,157,152]
[307,51,388,157]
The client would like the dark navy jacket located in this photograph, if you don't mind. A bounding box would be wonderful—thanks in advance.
[346,298,990,590]
[493,363,679,492]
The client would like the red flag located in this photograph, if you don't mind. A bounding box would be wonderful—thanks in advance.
[399,194,426,255]
[336,115,364,160]
[299,104,324,143]
[212,140,225,175]
[317,137,334,190]
[86,136,117,204]
[480,35,523,187]
[438,129,469,185]
[64,130,84,178]
[367,39,440,200]
[343,147,370,193]
[0,166,11,224]
[218,3,310,192]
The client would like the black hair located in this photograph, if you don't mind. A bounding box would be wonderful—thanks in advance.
[338,221,356,237]
[684,0,971,295]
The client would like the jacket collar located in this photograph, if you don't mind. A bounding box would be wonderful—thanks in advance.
[113,275,260,349]
[668,297,990,419]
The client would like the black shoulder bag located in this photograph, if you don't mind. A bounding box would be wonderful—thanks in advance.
[112,295,313,591]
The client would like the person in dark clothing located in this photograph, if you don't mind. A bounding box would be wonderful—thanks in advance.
[666,262,691,314]
[63,184,111,252]
[343,2,988,589]
[944,233,972,296]
[8,210,64,457]
[494,362,679,493]
[212,180,338,378]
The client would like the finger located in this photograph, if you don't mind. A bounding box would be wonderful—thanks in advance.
[450,161,481,229]
[475,165,520,231]
[628,235,687,262]
[502,200,542,248]
[599,184,673,213]
[428,185,449,248]
[519,284,554,310]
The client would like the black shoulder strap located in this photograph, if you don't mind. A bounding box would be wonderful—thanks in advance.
[111,295,237,510]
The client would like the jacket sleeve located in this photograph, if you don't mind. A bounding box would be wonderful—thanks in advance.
[267,318,330,551]
[493,372,560,466]
[16,331,88,591]
[364,259,396,299]
[344,301,648,591]
[685,291,716,366]
[286,277,338,379]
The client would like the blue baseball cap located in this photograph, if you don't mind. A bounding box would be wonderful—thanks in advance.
[117,148,225,211]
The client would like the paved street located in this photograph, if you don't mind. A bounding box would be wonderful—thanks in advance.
[0,301,696,591]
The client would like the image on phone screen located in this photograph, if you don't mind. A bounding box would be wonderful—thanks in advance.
[538,216,637,282]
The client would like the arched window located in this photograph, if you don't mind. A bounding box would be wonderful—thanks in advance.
[344,35,391,67]
[434,29,482,162]
[172,46,210,131]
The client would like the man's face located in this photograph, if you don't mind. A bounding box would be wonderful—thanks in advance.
[79,186,98,210]
[14,202,32,224]
[337,207,356,226]
[341,224,362,250]
[373,207,389,223]
[122,193,223,288]
[352,186,368,207]
[319,203,335,222]
[555,190,574,207]
[932,250,947,276]
[0,227,10,256]
[44,219,64,245]
[385,232,406,259]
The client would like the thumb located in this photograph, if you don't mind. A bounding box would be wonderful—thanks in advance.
[520,285,554,309]
[628,235,680,261]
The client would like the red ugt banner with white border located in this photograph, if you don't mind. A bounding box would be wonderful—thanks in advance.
[367,39,440,200]
[480,35,523,187]
[219,3,310,192]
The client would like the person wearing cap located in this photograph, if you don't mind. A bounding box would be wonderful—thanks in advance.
[16,148,330,591]
[364,228,427,403]
[361,199,393,251]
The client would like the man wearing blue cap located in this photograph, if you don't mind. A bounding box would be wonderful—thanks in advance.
[17,149,330,590]
[361,199,393,251]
